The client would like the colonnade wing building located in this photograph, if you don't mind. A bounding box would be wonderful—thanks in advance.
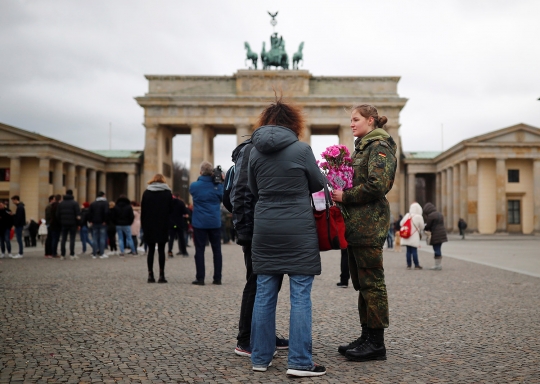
[0,122,142,221]
[2,70,540,234]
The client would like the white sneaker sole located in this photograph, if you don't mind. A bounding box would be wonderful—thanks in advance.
[286,368,326,377]
[252,362,272,372]
[238,349,278,358]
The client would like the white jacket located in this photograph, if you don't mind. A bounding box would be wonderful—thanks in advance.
[400,203,425,248]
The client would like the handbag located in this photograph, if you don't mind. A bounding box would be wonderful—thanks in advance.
[312,182,348,251]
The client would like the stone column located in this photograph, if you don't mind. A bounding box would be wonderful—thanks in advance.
[236,124,251,146]
[441,169,447,219]
[190,124,205,196]
[407,172,416,208]
[98,172,106,194]
[143,124,159,186]
[533,159,540,233]
[452,165,460,232]
[66,163,76,191]
[87,169,96,202]
[127,172,136,201]
[496,158,507,232]
[78,167,87,203]
[203,127,215,166]
[435,172,441,211]
[338,125,354,156]
[459,162,467,222]
[38,158,50,220]
[53,160,63,194]
[8,157,21,199]
[467,159,478,232]
[446,167,453,230]
[301,124,311,145]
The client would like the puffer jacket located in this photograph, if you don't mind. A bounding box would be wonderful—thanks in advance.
[56,195,80,227]
[342,128,398,247]
[189,176,223,229]
[423,203,448,244]
[112,197,135,226]
[400,203,425,248]
[248,125,326,275]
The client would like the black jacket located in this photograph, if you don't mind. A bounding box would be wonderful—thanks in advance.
[13,202,26,228]
[79,208,90,227]
[112,197,134,226]
[228,139,256,245]
[0,208,13,231]
[141,186,173,243]
[423,203,448,245]
[56,195,80,227]
[169,198,188,229]
[88,198,109,225]
[49,202,61,231]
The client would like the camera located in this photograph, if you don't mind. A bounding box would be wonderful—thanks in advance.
[213,165,224,184]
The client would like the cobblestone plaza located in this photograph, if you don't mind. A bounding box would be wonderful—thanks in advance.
[1,239,539,383]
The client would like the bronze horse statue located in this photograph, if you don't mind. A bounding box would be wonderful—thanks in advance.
[244,42,258,69]
[292,42,304,70]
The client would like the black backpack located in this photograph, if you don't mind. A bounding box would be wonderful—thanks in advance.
[222,165,235,213]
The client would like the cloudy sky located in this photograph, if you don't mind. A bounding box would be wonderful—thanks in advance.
[2,0,539,171]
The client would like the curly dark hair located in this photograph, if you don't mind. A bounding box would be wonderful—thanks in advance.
[255,94,306,138]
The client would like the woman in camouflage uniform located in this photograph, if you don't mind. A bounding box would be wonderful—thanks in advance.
[332,104,397,362]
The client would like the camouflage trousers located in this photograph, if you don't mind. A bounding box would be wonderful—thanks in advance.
[347,245,389,329]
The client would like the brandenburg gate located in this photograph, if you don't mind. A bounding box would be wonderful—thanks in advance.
[135,70,408,215]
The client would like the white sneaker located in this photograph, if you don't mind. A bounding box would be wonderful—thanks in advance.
[92,255,97,259]
[70,256,75,260]
[137,247,145,253]
[0,253,5,258]
[11,254,23,259]
[8,254,14,258]
[73,255,79,259]
[100,254,109,259]
[252,361,272,372]
[61,256,66,260]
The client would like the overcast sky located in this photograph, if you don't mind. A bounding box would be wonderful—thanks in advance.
[2,0,539,171]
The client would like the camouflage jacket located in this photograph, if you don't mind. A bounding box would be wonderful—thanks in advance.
[342,128,397,247]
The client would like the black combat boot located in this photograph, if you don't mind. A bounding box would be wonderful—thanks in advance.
[158,269,167,283]
[345,328,386,362]
[148,271,156,283]
[338,324,368,356]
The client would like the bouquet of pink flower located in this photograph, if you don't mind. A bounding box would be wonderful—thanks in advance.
[316,144,354,217]
[317,144,354,190]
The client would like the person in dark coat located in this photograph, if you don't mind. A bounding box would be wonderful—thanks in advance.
[112,195,136,256]
[28,219,39,247]
[88,191,109,258]
[79,202,94,255]
[106,201,117,256]
[0,202,13,257]
[247,99,327,377]
[49,195,62,258]
[458,218,467,240]
[141,174,173,283]
[168,193,189,257]
[332,104,397,362]
[423,202,448,270]
[10,195,26,258]
[189,161,224,285]
[56,190,81,260]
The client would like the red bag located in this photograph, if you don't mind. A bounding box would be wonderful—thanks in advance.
[313,183,348,251]
[399,216,413,239]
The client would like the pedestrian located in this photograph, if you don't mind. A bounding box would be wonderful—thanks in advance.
[141,173,173,283]
[248,98,327,377]
[400,202,424,270]
[332,104,396,363]
[107,201,118,256]
[393,215,402,252]
[49,195,62,258]
[225,136,289,359]
[168,193,189,257]
[28,219,39,247]
[112,195,137,257]
[386,219,394,250]
[10,195,26,258]
[131,201,142,253]
[38,219,48,247]
[23,221,30,247]
[0,202,13,258]
[458,218,467,240]
[57,189,81,260]
[337,248,350,288]
[79,202,93,255]
[189,161,224,286]
[423,202,448,270]
[88,191,109,259]
[44,195,55,257]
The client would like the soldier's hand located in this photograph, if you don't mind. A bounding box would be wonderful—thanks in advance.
[331,189,343,203]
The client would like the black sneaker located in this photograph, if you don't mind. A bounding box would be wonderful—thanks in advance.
[212,280,222,285]
[275,336,289,350]
[345,339,386,362]
[414,265,423,270]
[286,364,326,377]
[338,335,366,356]
[336,282,348,288]
[192,280,205,286]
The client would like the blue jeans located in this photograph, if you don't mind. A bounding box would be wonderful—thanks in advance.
[15,226,23,255]
[405,245,419,267]
[432,243,442,257]
[80,226,93,253]
[251,274,314,370]
[193,227,222,282]
[0,228,11,254]
[116,225,136,254]
[91,224,107,256]
[387,231,394,249]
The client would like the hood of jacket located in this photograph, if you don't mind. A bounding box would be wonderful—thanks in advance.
[16,202,25,208]
[231,138,252,162]
[355,128,397,154]
[423,202,437,216]
[251,125,298,154]
[409,202,423,216]
[116,196,131,206]
[147,182,171,192]
[63,194,74,201]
